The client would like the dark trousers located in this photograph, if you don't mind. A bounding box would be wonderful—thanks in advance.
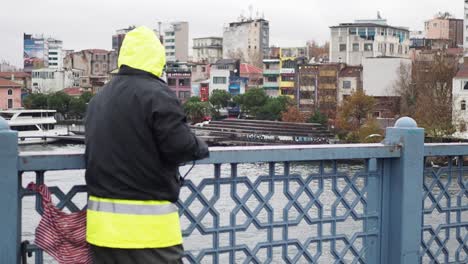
[90,244,184,264]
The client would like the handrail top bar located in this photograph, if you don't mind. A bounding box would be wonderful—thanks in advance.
[18,144,401,171]
[424,143,468,157]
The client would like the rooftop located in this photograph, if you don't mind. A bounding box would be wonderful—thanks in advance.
[0,78,22,88]
[340,66,363,78]
[0,72,31,79]
[62,87,84,96]
[331,22,409,31]
[193,37,223,40]
[240,63,262,75]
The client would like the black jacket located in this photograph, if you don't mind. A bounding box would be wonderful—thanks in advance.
[84,66,209,202]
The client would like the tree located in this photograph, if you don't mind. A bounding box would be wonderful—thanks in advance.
[308,110,328,125]
[307,40,329,62]
[209,90,232,117]
[23,93,48,109]
[256,96,291,121]
[184,97,210,124]
[68,97,87,119]
[80,92,94,104]
[47,92,71,117]
[282,106,308,123]
[336,89,375,132]
[239,88,268,117]
[395,52,458,138]
[346,118,383,143]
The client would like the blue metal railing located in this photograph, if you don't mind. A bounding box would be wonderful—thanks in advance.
[0,117,467,263]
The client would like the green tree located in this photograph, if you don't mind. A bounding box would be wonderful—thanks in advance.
[184,96,210,124]
[47,92,71,117]
[256,96,291,120]
[80,92,94,104]
[68,97,87,119]
[23,93,48,109]
[209,90,232,117]
[240,88,268,117]
[308,110,328,125]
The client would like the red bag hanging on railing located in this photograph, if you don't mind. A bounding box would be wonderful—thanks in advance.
[27,183,92,264]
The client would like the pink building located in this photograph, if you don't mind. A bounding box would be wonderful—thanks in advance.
[0,79,22,110]
[425,18,463,48]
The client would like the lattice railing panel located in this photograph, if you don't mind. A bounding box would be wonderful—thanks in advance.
[421,156,468,264]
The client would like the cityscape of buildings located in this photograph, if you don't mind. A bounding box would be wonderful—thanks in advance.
[1,3,468,134]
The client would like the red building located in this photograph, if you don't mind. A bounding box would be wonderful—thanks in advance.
[167,71,192,103]
[0,79,22,110]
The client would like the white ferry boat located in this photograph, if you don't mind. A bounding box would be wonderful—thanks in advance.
[0,110,69,144]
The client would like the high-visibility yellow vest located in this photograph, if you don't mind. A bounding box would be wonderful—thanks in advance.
[86,196,183,249]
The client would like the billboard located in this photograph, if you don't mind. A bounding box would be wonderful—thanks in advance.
[24,33,47,72]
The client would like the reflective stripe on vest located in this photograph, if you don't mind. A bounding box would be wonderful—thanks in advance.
[86,196,183,249]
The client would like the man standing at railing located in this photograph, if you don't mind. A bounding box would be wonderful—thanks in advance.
[84,26,209,263]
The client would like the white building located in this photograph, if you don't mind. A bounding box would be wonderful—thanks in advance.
[330,17,410,66]
[192,37,223,63]
[362,57,411,97]
[223,18,269,65]
[452,65,468,132]
[32,68,82,93]
[209,59,239,94]
[164,22,189,62]
[47,38,63,69]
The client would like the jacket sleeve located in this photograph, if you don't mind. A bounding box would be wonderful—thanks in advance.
[151,88,209,164]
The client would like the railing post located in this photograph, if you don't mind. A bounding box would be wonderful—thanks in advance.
[381,117,424,264]
[0,116,20,264]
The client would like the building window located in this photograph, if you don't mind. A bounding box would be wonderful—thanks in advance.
[213,77,227,84]
[178,91,191,99]
[282,76,295,82]
[343,81,351,89]
[7,89,13,95]
[339,44,347,52]
[433,23,438,28]
[352,43,359,52]
[464,82,468,90]
[7,99,13,109]
[168,78,177,86]
[267,76,278,82]
[265,64,270,69]
[389,44,395,54]
[202,67,206,72]
[462,100,467,111]
[373,111,381,118]
[364,43,373,51]
[179,78,190,87]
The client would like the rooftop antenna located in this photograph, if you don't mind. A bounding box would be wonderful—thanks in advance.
[249,5,253,20]
[377,11,382,20]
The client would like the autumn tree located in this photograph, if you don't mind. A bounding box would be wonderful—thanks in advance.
[307,40,329,62]
[395,52,458,138]
[281,106,308,123]
[336,90,377,142]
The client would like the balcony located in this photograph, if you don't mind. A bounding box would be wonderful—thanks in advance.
[263,82,279,89]
[280,81,295,88]
[1,117,467,263]
[263,69,280,75]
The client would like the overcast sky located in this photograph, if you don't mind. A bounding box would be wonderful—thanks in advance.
[0,0,464,68]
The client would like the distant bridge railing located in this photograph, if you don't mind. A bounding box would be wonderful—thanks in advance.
[0,117,467,263]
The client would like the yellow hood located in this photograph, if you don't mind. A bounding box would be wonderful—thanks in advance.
[118,26,166,77]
